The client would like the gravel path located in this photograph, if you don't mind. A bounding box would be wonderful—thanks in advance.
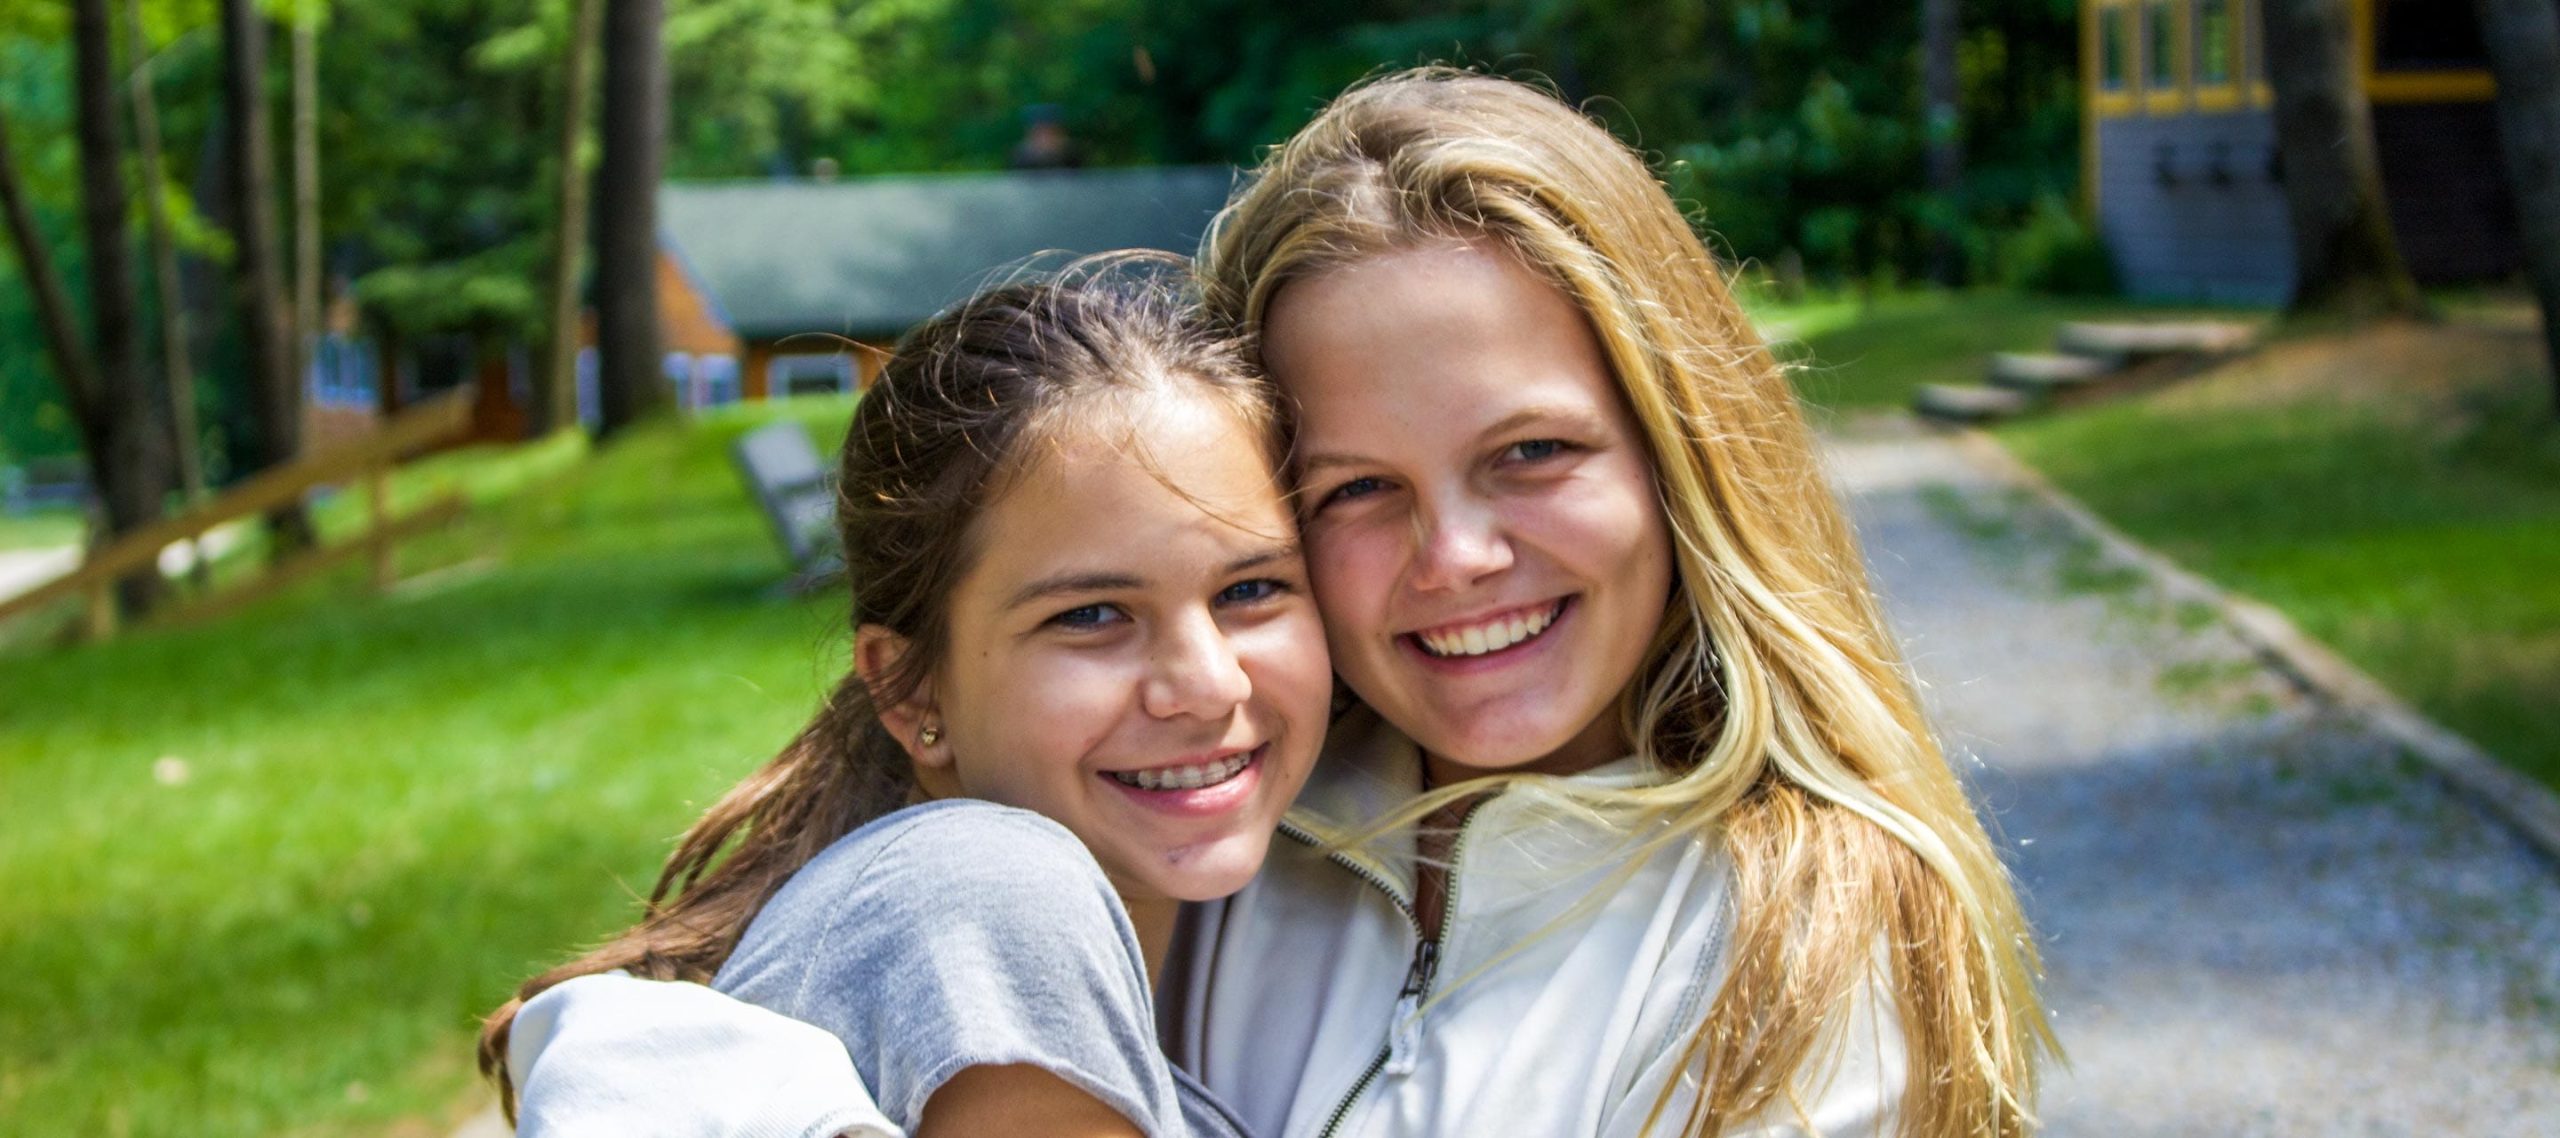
[1830,418,2560,1136]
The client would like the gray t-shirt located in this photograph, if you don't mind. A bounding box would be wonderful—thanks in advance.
[714,799,1249,1138]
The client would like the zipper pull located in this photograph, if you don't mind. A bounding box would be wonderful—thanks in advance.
[1384,939,1439,1078]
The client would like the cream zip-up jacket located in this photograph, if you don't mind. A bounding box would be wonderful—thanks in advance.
[1156,707,1907,1138]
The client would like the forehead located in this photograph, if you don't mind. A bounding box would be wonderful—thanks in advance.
[960,391,1291,587]
[1261,241,1620,451]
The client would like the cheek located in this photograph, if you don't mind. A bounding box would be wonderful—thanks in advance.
[952,651,1132,788]
[1548,463,1672,580]
[1304,521,1406,636]
[1236,610,1334,717]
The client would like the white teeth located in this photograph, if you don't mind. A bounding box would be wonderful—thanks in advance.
[1109,751,1255,792]
[1416,602,1560,658]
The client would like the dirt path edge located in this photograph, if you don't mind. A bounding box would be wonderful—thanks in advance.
[1945,425,2560,867]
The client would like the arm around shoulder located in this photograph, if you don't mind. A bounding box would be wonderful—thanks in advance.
[509,971,903,1138]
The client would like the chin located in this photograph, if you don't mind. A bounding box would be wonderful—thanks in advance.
[1144,831,1273,903]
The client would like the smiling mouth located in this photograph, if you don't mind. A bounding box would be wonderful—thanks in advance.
[1106,747,1261,792]
[1410,599,1568,659]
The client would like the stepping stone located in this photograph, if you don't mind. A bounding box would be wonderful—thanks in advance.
[1988,351,2113,393]
[2055,320,2255,360]
[1913,383,2030,423]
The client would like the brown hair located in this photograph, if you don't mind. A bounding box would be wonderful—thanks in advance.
[475,254,1271,1118]
[1204,70,2051,1136]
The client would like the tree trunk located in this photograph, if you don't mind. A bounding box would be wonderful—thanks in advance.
[594,0,670,440]
[0,108,105,458]
[125,0,206,513]
[541,0,604,436]
[2259,0,2425,321]
[292,5,321,439]
[1922,0,1964,285]
[220,0,316,552]
[74,0,172,613]
[2474,0,2560,415]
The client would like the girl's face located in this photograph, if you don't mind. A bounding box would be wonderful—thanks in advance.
[875,389,1330,905]
[1263,240,1675,783]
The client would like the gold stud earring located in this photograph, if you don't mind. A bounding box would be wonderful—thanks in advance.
[918,724,941,747]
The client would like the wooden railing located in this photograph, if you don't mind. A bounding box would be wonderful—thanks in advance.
[0,394,477,642]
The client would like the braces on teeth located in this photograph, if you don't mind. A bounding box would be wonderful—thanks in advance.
[1111,751,1253,791]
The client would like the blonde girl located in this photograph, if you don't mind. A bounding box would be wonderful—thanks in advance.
[1158,67,2054,1138]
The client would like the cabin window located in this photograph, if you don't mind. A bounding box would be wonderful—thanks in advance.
[2194,0,2233,85]
[663,352,696,408]
[699,355,741,405]
[2373,0,2486,72]
[2100,5,2132,91]
[2144,0,2181,91]
[774,354,853,397]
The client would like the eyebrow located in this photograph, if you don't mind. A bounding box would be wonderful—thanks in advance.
[1002,543,1301,611]
[1295,404,1611,477]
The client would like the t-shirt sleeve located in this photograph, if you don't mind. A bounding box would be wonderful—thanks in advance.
[714,800,1187,1137]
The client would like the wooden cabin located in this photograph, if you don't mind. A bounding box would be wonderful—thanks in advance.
[619,165,1237,413]
[2083,0,2522,302]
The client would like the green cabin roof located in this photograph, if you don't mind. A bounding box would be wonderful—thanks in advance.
[658,166,1237,342]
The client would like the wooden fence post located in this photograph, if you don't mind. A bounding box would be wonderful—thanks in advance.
[367,465,393,590]
[83,579,115,640]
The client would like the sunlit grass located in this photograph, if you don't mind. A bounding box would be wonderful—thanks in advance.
[0,505,83,552]
[1998,317,2560,788]
[0,397,859,1136]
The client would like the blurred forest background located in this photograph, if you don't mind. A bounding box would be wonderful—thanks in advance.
[0,0,2091,476]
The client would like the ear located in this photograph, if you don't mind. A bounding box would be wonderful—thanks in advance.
[856,625,948,772]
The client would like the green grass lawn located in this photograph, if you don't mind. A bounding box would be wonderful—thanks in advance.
[0,505,84,552]
[1994,314,2560,789]
[0,398,859,1136]
[1750,288,2225,412]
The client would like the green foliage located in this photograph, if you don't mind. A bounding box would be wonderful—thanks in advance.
[353,245,543,340]
[1984,193,2117,294]
[3,0,2093,449]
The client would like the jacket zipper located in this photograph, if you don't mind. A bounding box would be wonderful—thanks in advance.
[1306,815,1476,1138]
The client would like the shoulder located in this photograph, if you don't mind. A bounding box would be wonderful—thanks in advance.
[758,799,1116,935]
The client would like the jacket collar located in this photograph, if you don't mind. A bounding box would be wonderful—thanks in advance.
[1277,705,1669,910]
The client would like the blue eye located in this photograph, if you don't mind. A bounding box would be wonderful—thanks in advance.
[1218,578,1287,605]
[1049,603,1123,630]
[1507,439,1566,462]
[1317,476,1386,508]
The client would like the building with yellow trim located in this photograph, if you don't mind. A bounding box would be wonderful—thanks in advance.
[2083,0,2522,302]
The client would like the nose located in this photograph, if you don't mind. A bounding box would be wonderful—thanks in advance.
[1141,611,1253,720]
[1408,495,1513,593]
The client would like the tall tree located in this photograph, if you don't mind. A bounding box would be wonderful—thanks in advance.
[72,0,171,612]
[541,0,602,435]
[1921,0,1964,285]
[292,0,322,435]
[124,0,206,514]
[2474,0,2560,413]
[594,0,669,439]
[220,0,315,550]
[2259,0,2424,320]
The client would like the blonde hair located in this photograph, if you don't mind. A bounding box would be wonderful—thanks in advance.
[1202,69,2053,1136]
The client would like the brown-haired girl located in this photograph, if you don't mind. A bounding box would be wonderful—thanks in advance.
[484,259,1327,1138]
